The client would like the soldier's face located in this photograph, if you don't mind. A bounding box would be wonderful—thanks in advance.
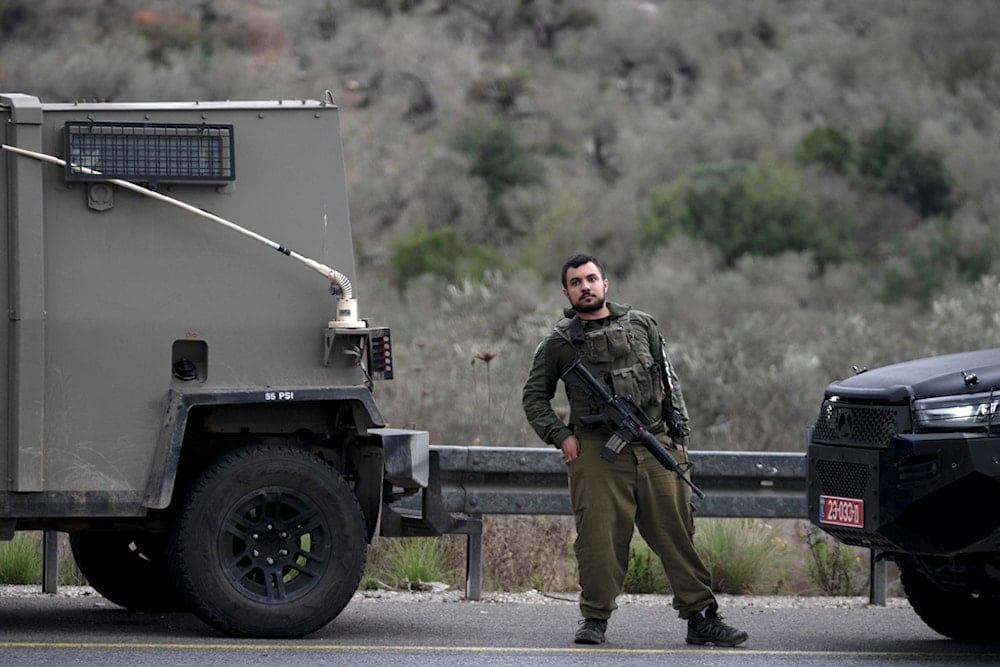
[563,262,608,313]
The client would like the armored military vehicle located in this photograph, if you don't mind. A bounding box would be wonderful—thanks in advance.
[0,92,429,638]
[807,348,1000,642]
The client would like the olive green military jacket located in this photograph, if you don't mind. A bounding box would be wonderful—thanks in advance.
[522,301,690,449]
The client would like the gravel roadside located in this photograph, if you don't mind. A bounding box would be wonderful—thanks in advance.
[354,588,912,610]
[2,583,910,611]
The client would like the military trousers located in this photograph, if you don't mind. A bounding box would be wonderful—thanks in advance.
[566,434,716,620]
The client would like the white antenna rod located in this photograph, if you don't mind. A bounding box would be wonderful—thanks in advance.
[2,143,366,327]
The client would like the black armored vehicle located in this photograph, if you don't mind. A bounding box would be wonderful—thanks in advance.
[807,348,1000,643]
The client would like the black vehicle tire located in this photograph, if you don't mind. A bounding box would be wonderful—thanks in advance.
[900,565,1000,643]
[168,444,367,638]
[69,530,187,612]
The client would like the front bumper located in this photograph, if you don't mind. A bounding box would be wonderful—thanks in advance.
[807,429,1000,555]
[372,427,429,489]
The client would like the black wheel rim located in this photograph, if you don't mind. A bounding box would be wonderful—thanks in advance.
[218,487,332,604]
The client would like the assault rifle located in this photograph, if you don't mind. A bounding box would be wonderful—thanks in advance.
[561,358,705,499]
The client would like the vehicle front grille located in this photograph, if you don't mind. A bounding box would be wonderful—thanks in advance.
[815,459,870,498]
[811,401,902,448]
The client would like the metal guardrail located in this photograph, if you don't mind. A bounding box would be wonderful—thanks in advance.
[387,446,886,605]
[415,446,808,518]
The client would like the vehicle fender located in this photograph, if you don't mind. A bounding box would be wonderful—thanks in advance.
[143,386,387,509]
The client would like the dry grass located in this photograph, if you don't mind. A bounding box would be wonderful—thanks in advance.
[365,517,890,597]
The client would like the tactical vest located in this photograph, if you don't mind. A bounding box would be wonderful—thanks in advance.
[555,310,666,429]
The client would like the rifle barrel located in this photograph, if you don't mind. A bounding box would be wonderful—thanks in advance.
[638,431,705,499]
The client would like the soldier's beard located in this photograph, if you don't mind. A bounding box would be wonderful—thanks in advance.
[574,296,606,313]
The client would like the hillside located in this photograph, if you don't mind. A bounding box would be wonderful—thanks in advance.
[2,0,999,448]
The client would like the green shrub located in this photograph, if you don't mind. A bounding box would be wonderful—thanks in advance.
[856,117,953,217]
[388,226,498,293]
[797,125,855,173]
[880,218,993,306]
[804,526,866,596]
[694,519,784,594]
[639,157,854,269]
[449,116,545,201]
[0,532,40,584]
[379,537,449,587]
[624,538,670,594]
[624,521,787,595]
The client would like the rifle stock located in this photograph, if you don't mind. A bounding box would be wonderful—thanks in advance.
[561,358,705,499]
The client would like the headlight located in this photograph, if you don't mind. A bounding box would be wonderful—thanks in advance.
[913,391,999,431]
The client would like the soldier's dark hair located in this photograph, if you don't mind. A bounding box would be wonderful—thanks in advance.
[561,253,605,287]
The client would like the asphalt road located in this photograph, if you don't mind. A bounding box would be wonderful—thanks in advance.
[1,588,998,666]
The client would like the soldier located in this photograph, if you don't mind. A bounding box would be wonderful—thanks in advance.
[522,253,748,647]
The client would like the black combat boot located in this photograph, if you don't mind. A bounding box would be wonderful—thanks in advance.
[574,618,607,644]
[686,604,748,647]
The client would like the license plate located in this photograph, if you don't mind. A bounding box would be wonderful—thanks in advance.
[819,495,864,528]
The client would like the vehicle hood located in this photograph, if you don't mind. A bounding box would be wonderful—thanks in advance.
[825,348,1000,402]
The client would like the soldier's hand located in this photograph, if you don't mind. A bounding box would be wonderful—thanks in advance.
[560,435,581,463]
